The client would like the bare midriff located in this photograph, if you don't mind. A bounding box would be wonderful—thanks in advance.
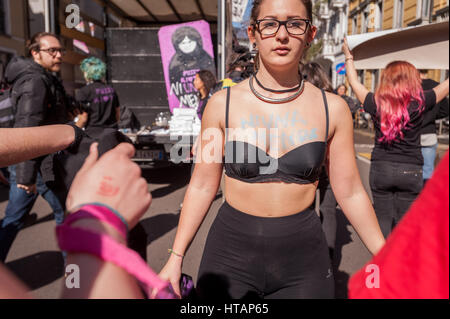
[224,175,318,217]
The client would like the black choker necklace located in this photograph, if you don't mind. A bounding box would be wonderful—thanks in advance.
[254,73,302,93]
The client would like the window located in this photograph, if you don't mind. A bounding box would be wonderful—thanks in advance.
[372,70,380,91]
[421,0,431,21]
[375,2,383,31]
[395,0,404,28]
[362,11,369,33]
[352,16,358,34]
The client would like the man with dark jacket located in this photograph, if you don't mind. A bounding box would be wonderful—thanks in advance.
[419,70,449,185]
[0,32,69,262]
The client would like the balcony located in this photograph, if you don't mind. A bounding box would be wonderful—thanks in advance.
[331,0,346,10]
[319,3,331,20]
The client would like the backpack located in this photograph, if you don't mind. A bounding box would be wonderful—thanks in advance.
[0,88,14,128]
[0,73,51,128]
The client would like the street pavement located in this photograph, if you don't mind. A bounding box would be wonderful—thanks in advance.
[0,129,448,299]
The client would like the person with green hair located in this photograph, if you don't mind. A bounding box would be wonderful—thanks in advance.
[75,56,120,132]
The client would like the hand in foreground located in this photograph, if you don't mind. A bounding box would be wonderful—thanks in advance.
[66,142,151,229]
[342,37,353,60]
[17,184,37,194]
[75,111,88,129]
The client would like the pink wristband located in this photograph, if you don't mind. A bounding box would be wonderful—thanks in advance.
[56,225,176,299]
[64,205,127,239]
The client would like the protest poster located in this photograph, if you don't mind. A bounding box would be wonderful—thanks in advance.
[158,20,216,113]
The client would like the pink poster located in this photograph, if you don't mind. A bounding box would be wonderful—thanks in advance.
[158,20,216,113]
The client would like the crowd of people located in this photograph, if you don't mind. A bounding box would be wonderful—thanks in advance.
[0,32,124,262]
[0,0,448,300]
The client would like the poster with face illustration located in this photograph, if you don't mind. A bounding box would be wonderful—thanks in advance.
[158,20,216,113]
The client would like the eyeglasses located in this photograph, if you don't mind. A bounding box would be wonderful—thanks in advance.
[254,18,311,36]
[39,47,66,56]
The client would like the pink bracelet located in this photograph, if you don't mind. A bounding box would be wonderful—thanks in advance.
[56,224,176,299]
[64,205,128,240]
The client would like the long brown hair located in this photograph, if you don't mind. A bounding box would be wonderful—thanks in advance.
[300,62,333,92]
[250,0,313,71]
[197,70,217,98]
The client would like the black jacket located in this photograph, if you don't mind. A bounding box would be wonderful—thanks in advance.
[420,79,449,135]
[5,56,69,185]
[75,81,119,128]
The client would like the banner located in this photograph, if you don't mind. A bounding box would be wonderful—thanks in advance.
[158,20,216,113]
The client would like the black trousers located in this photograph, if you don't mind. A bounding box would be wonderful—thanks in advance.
[369,160,423,238]
[318,170,337,255]
[196,201,334,299]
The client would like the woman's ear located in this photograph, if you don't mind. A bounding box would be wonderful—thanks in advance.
[247,25,256,44]
[307,25,317,44]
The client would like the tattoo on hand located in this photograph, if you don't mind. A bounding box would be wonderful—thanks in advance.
[96,176,119,197]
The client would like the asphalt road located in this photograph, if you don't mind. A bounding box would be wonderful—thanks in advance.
[0,130,448,299]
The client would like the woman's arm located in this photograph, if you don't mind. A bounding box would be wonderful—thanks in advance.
[0,142,151,299]
[432,78,449,104]
[158,92,226,296]
[0,125,75,167]
[342,38,370,105]
[327,94,385,255]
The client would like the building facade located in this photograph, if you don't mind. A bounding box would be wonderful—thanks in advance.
[347,0,449,90]
[316,0,350,89]
[0,0,28,83]
[314,0,449,90]
[0,0,128,94]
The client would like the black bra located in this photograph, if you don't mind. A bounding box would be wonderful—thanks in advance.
[223,87,329,184]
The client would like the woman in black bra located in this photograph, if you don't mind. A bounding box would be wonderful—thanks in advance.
[159,0,385,299]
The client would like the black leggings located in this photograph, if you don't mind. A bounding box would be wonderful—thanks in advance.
[196,201,334,299]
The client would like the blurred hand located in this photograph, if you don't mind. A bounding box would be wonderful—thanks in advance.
[66,142,151,229]
[342,37,353,59]
[17,184,36,194]
[75,111,88,128]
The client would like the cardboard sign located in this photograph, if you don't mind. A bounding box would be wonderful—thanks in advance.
[158,20,216,113]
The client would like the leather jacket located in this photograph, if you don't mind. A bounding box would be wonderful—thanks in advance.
[5,56,69,185]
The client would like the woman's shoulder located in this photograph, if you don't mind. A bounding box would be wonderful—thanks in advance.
[210,79,250,100]
[202,80,251,125]
[304,82,348,113]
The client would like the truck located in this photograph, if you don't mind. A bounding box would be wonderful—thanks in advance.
[105,27,204,168]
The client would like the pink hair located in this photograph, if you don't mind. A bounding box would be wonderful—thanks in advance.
[374,61,424,143]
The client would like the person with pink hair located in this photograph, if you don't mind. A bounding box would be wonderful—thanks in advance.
[342,39,449,238]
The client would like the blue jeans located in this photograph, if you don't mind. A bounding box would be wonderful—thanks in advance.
[1,165,64,227]
[421,144,437,181]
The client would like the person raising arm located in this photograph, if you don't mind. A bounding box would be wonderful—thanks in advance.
[342,37,449,238]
